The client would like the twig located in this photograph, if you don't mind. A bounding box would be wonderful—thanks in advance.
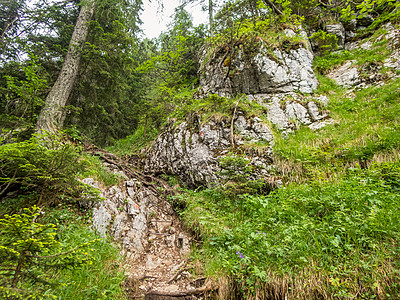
[261,0,284,16]
[0,169,17,198]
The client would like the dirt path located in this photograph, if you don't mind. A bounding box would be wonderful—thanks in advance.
[83,144,217,299]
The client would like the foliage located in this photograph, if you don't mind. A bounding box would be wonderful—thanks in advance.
[310,30,338,54]
[42,206,127,300]
[182,163,400,298]
[79,154,122,187]
[0,134,99,207]
[107,125,159,156]
[218,154,266,195]
[3,55,48,127]
[0,206,97,299]
[135,7,207,131]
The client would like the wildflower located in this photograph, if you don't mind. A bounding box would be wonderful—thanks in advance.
[257,231,260,234]
[236,251,240,255]
[263,232,266,235]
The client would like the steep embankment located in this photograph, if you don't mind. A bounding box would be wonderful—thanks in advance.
[141,22,400,299]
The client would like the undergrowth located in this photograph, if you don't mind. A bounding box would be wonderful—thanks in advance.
[181,163,400,299]
[0,204,127,299]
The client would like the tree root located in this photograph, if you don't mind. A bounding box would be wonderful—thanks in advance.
[83,143,176,198]
[145,281,218,299]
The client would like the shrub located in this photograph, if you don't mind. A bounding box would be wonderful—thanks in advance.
[0,206,96,299]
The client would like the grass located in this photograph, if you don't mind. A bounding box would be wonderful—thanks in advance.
[106,125,159,156]
[0,204,127,300]
[79,154,122,187]
[272,75,400,183]
[49,223,127,300]
[313,24,394,74]
[180,162,400,299]
[170,22,400,299]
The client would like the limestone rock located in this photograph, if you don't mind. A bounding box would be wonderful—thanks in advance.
[199,38,318,96]
[327,61,360,87]
[144,93,330,188]
[325,23,345,49]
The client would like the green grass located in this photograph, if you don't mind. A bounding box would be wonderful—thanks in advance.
[0,205,127,300]
[107,125,159,156]
[273,75,400,183]
[79,155,122,187]
[180,163,400,299]
[314,25,394,74]
[49,223,127,300]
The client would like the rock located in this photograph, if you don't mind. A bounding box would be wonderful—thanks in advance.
[286,101,311,125]
[325,23,345,49]
[144,116,274,188]
[384,50,400,69]
[309,119,334,131]
[357,15,374,27]
[360,40,372,50]
[145,92,330,188]
[326,61,360,87]
[345,41,359,51]
[307,102,326,121]
[199,38,318,96]
[234,115,274,143]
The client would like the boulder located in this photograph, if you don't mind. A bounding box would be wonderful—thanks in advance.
[199,36,318,96]
[325,23,346,49]
[144,93,330,188]
[326,61,360,87]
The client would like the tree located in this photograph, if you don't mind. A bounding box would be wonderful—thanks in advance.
[35,0,95,135]
[0,206,96,299]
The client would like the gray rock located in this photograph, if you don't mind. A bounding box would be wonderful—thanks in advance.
[309,119,334,131]
[384,50,400,69]
[327,61,360,87]
[285,101,311,125]
[199,39,318,96]
[307,102,325,121]
[325,23,345,49]
[145,115,274,187]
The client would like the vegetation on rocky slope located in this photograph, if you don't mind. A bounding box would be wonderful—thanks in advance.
[1,0,400,298]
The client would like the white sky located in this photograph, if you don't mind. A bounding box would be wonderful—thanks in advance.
[140,0,208,39]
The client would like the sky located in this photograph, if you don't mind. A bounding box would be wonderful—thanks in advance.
[140,0,208,39]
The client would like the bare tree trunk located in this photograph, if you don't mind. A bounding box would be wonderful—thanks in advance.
[35,0,95,135]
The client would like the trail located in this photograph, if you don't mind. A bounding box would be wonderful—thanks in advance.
[83,144,217,299]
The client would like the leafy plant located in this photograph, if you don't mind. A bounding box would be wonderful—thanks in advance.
[0,206,97,299]
[0,134,99,207]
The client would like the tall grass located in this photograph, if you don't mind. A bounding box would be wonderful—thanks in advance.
[43,209,127,300]
[181,163,400,298]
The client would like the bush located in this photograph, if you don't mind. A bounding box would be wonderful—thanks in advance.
[0,206,96,299]
[0,134,99,208]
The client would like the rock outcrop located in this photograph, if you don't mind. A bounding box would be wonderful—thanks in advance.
[144,93,330,188]
[199,34,318,96]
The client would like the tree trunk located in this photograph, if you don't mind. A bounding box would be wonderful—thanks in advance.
[35,0,95,135]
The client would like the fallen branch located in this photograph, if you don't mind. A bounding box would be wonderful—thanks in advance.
[146,281,217,298]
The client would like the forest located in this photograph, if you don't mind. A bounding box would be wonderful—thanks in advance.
[1,0,400,298]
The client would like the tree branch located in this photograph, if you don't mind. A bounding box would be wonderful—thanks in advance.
[261,0,283,16]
